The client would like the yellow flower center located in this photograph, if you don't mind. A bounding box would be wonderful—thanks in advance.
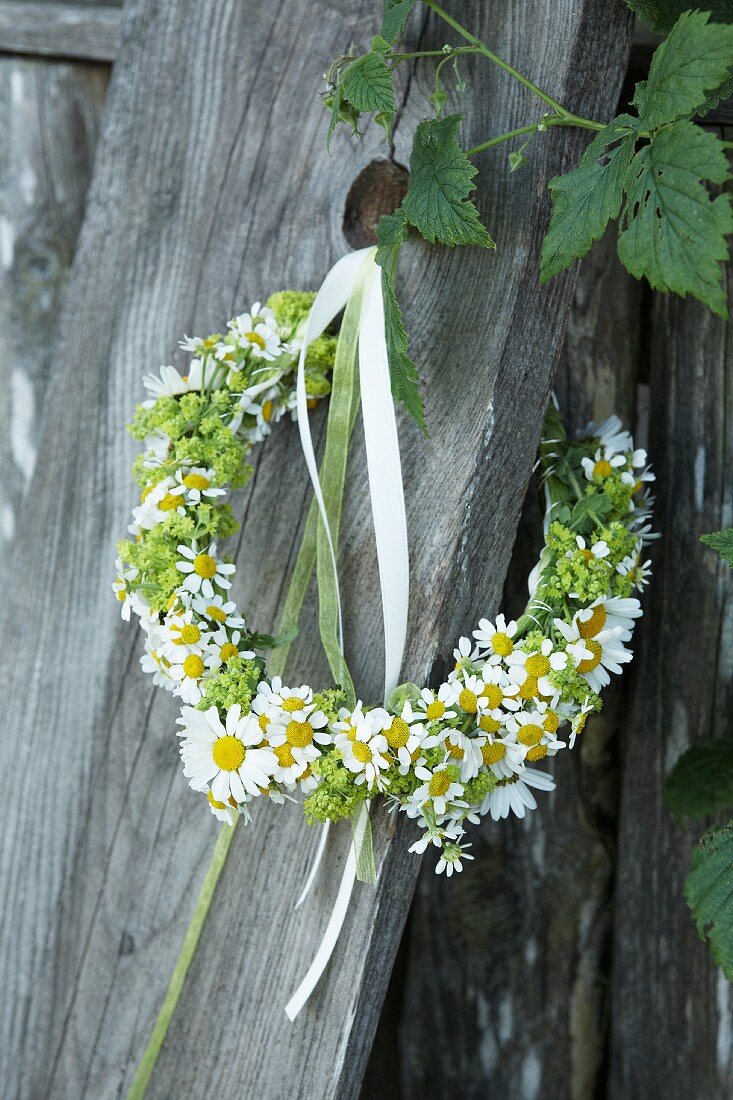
[275,743,296,767]
[207,791,226,810]
[141,484,153,502]
[183,472,210,491]
[220,642,239,662]
[429,772,451,798]
[577,639,602,673]
[258,713,270,732]
[543,711,560,734]
[593,458,613,479]
[519,675,538,700]
[385,717,410,749]
[574,712,589,737]
[518,723,543,747]
[459,689,478,714]
[286,720,313,748]
[212,735,245,772]
[479,714,500,733]
[426,700,446,721]
[262,399,273,421]
[578,604,606,638]
[182,654,204,678]
[158,493,181,511]
[481,684,503,709]
[352,741,373,764]
[116,588,126,602]
[526,744,548,762]
[193,553,217,578]
[282,696,304,712]
[491,632,513,657]
[525,653,550,678]
[179,624,201,645]
[246,331,266,350]
[482,742,505,764]
[207,604,227,623]
[447,741,464,759]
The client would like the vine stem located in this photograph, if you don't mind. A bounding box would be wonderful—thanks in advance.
[422,0,604,129]
[465,113,602,157]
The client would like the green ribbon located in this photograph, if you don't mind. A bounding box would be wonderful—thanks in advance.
[128,269,371,1095]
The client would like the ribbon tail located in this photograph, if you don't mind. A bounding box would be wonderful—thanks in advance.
[294,822,330,910]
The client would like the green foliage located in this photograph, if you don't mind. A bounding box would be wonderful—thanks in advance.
[381,0,417,43]
[541,116,637,280]
[402,116,495,247]
[196,657,266,714]
[332,36,395,141]
[685,823,733,980]
[701,528,733,568]
[624,0,733,39]
[665,741,733,820]
[381,270,425,431]
[304,750,368,823]
[543,12,733,316]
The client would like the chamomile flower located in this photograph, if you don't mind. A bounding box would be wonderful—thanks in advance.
[160,608,211,660]
[482,768,556,821]
[412,684,458,725]
[142,364,190,399]
[168,648,209,703]
[342,728,390,791]
[190,593,246,630]
[129,477,185,533]
[472,613,518,663]
[568,699,595,749]
[451,635,480,674]
[444,730,482,781]
[506,709,566,762]
[370,706,427,771]
[412,764,465,817]
[178,704,277,803]
[617,552,652,591]
[204,787,239,826]
[436,839,474,876]
[176,541,236,598]
[575,596,641,641]
[172,466,226,505]
[557,620,632,693]
[113,558,139,621]
[590,415,633,455]
[267,699,331,765]
[140,639,174,691]
[224,304,282,360]
[331,701,371,753]
[270,740,311,788]
[581,446,626,482]
[209,628,254,669]
[506,637,567,697]
[570,535,610,561]
[477,733,527,778]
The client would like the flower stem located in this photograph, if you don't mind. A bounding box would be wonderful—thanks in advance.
[465,112,603,157]
[422,0,605,128]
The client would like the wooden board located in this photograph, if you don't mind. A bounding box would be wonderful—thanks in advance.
[0,2,632,1097]
[0,3,121,62]
[0,57,108,574]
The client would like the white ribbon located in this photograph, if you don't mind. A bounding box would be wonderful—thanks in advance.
[284,248,409,1020]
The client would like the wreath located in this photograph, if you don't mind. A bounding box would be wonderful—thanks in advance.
[115,288,654,879]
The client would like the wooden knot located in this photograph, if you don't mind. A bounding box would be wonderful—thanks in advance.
[343,158,409,248]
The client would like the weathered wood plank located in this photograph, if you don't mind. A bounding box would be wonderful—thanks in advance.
[0,2,633,1098]
[0,3,121,62]
[0,58,108,575]
[609,154,733,1098]
[393,238,643,1100]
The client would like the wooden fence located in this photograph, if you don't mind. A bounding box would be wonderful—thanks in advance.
[0,3,731,1098]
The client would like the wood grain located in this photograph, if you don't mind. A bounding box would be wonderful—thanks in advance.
[0,2,632,1097]
[609,148,733,1099]
[0,3,121,62]
[0,58,108,575]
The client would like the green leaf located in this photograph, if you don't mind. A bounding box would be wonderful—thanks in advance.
[701,529,733,568]
[375,207,408,270]
[685,822,733,979]
[341,38,395,118]
[623,0,733,35]
[402,115,495,247]
[665,741,733,820]
[381,0,416,44]
[634,11,733,129]
[540,115,637,281]
[382,269,426,430]
[618,120,733,317]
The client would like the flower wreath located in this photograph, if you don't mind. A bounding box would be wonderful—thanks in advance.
[115,290,655,881]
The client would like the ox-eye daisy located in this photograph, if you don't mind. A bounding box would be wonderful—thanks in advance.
[178,704,276,803]
[176,541,235,598]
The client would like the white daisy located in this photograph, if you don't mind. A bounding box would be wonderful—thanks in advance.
[450,635,480,675]
[178,704,277,802]
[557,619,632,693]
[481,767,556,820]
[342,727,390,791]
[412,763,465,817]
[159,608,211,660]
[140,639,175,691]
[506,708,566,762]
[172,466,226,505]
[176,540,236,598]
[223,303,282,361]
[472,613,518,663]
[142,364,191,399]
[477,732,527,778]
[330,701,370,753]
[506,637,567,697]
[267,697,331,766]
[168,649,209,703]
[128,477,186,534]
[575,596,641,642]
[617,551,653,591]
[580,446,627,482]
[435,839,474,877]
[444,729,482,781]
[589,415,633,455]
[113,558,139,621]
[411,684,458,725]
[270,739,311,788]
[568,699,595,749]
[204,787,239,825]
[190,593,246,630]
[570,534,610,561]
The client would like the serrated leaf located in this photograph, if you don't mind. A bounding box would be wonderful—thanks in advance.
[665,741,733,820]
[341,40,395,117]
[634,11,733,129]
[701,529,733,568]
[618,120,733,317]
[540,115,637,281]
[623,0,733,35]
[402,115,495,247]
[685,822,733,979]
[381,0,416,44]
[375,208,408,270]
[382,270,425,430]
[698,70,733,119]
